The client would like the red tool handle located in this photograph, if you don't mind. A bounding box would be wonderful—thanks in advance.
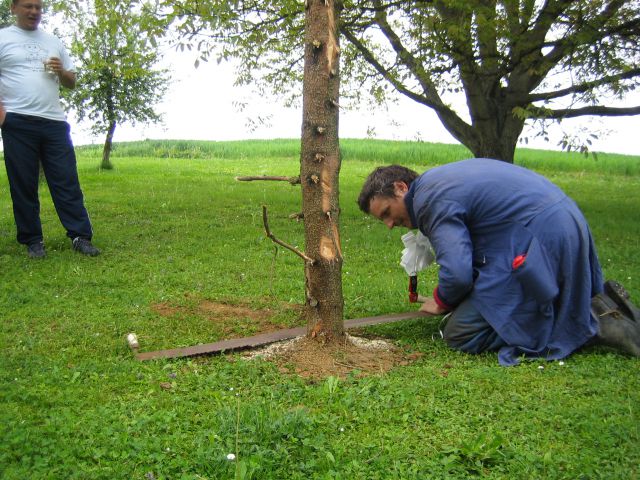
[409,275,418,303]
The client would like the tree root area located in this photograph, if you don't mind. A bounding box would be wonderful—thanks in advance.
[244,335,423,380]
[151,297,423,379]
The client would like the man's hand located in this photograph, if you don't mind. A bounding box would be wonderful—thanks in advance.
[45,57,76,89]
[419,297,449,315]
[0,101,5,127]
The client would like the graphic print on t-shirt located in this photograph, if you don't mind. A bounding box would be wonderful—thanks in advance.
[24,42,48,72]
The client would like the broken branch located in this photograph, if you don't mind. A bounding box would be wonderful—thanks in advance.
[236,175,301,185]
[262,205,315,265]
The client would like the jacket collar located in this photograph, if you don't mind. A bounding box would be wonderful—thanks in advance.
[405,181,418,228]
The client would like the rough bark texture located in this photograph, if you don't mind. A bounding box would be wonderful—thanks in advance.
[300,0,344,341]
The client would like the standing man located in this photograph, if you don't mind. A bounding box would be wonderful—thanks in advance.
[0,0,99,258]
[358,160,640,365]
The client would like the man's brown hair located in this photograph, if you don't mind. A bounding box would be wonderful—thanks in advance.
[357,164,419,213]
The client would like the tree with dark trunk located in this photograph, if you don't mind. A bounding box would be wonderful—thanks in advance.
[162,0,640,162]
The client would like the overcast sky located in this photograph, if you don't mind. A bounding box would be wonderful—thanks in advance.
[69,52,640,157]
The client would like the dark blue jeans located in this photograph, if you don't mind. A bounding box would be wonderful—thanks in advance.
[1,113,93,245]
[443,298,507,354]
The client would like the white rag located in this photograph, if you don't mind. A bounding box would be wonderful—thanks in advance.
[400,231,435,276]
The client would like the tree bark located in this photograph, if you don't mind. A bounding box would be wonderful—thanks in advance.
[101,119,116,170]
[300,0,344,341]
[466,98,526,163]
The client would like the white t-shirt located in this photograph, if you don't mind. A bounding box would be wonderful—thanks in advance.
[0,25,75,121]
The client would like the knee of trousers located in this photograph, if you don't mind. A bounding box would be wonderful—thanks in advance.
[443,334,491,355]
[442,321,475,352]
[441,316,496,354]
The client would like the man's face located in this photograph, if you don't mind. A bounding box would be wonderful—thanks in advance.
[368,181,414,229]
[11,0,43,31]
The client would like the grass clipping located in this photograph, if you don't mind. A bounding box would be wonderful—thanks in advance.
[244,334,421,380]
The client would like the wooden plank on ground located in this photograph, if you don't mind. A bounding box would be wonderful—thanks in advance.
[134,311,427,361]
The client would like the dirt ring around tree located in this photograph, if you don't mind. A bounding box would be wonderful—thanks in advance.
[243,333,424,380]
[150,298,424,379]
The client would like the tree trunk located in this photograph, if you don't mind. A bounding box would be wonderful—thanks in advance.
[452,74,527,163]
[469,114,525,163]
[101,119,116,169]
[300,0,344,341]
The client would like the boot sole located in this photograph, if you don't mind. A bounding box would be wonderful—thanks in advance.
[591,293,625,320]
[604,280,640,322]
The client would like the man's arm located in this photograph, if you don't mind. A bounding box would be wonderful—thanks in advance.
[59,69,76,89]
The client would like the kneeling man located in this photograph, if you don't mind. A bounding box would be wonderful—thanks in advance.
[358,159,640,365]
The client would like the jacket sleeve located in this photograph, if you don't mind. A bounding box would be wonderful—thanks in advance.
[416,199,474,308]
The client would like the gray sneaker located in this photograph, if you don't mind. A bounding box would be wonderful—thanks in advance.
[72,237,100,256]
[27,241,46,259]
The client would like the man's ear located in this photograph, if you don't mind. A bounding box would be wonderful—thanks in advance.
[393,181,408,196]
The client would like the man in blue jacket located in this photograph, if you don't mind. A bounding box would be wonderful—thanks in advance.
[358,160,640,365]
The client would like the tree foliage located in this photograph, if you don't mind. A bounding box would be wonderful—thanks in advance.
[160,0,640,162]
[0,1,11,28]
[63,0,170,168]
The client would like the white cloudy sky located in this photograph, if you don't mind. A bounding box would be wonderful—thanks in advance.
[69,51,640,157]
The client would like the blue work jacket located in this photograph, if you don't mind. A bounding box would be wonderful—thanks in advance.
[405,158,603,365]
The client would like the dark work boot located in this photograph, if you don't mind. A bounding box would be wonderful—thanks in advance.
[72,237,101,257]
[27,241,46,259]
[604,280,640,322]
[591,293,640,357]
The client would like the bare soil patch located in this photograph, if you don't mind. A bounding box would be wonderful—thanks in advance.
[150,298,302,336]
[245,334,424,380]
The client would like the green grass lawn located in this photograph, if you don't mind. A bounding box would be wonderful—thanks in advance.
[1,139,639,479]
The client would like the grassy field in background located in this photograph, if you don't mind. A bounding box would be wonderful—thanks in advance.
[1,139,639,479]
[83,138,640,176]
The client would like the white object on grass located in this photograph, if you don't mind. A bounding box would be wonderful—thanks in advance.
[126,333,139,350]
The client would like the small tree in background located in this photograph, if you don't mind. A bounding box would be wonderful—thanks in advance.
[64,0,169,169]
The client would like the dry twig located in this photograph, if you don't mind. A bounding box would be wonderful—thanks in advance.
[236,175,300,185]
[262,205,314,265]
